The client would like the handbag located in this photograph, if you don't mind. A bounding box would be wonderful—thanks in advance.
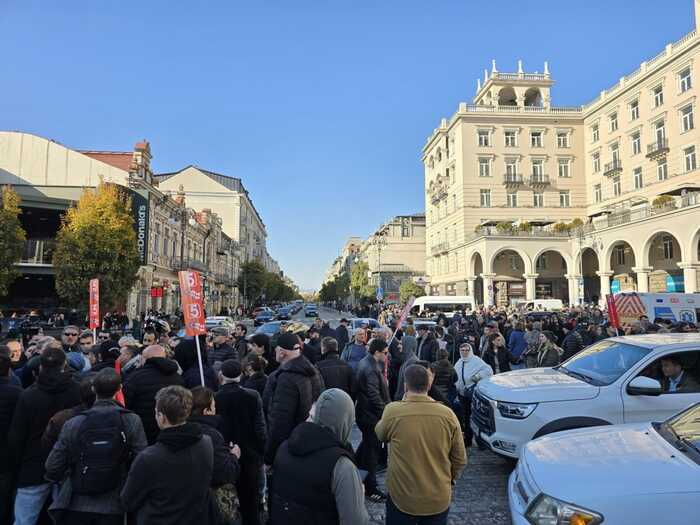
[213,483,240,525]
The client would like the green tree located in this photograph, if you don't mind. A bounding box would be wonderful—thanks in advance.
[0,186,26,296]
[350,261,374,301]
[238,260,267,305]
[399,280,426,303]
[54,183,141,310]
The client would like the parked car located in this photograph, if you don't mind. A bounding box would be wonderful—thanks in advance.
[471,333,700,459]
[251,306,273,319]
[276,307,292,321]
[204,316,236,331]
[255,321,284,338]
[254,309,276,326]
[348,318,381,336]
[304,304,318,317]
[509,402,700,524]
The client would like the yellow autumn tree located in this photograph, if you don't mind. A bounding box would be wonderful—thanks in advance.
[0,186,26,296]
[53,183,140,310]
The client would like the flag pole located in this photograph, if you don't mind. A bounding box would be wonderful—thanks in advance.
[195,334,206,387]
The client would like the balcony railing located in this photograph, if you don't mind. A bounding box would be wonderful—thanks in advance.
[603,160,623,177]
[430,242,450,255]
[646,138,669,159]
[19,239,56,266]
[503,174,524,186]
[528,174,550,186]
[430,188,448,204]
[173,257,208,273]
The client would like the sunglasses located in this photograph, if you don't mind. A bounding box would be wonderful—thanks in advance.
[63,332,78,337]
[98,335,110,340]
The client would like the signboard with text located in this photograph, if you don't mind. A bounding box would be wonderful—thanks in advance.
[178,271,206,336]
[130,189,150,265]
[89,279,100,330]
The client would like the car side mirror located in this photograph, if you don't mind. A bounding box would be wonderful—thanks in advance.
[627,376,663,396]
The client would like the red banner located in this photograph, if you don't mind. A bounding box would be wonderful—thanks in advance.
[178,271,206,336]
[89,279,100,330]
[606,294,620,329]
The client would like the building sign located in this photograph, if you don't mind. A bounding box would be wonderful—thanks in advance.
[178,271,206,336]
[131,189,150,265]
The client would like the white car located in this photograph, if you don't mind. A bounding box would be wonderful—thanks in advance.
[204,316,236,330]
[472,334,700,458]
[509,402,700,524]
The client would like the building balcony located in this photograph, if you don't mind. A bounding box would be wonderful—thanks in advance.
[646,138,670,159]
[503,174,524,186]
[603,160,623,177]
[430,188,448,204]
[430,242,450,255]
[18,239,56,266]
[528,174,550,186]
[173,257,208,274]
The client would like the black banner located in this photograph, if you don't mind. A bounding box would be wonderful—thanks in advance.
[131,189,149,265]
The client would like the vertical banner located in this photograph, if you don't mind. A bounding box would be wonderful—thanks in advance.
[606,294,620,329]
[178,270,206,386]
[89,279,100,331]
[130,189,150,265]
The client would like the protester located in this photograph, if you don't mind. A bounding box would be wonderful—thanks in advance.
[335,318,350,353]
[207,327,238,369]
[482,333,515,374]
[394,335,418,401]
[45,368,147,524]
[536,331,563,367]
[233,324,249,361]
[340,328,368,371]
[0,345,21,525]
[430,348,457,403]
[43,375,97,449]
[242,354,269,398]
[355,338,390,502]
[454,343,493,447]
[174,337,219,391]
[270,388,369,525]
[316,336,355,398]
[416,325,439,362]
[561,321,585,362]
[123,344,185,444]
[121,385,216,524]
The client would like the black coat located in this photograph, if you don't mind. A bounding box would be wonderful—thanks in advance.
[263,355,323,465]
[215,382,267,464]
[417,334,440,363]
[482,347,514,374]
[355,354,389,428]
[561,331,584,362]
[303,339,322,364]
[8,370,81,486]
[121,422,216,525]
[334,325,349,353]
[188,414,239,487]
[123,357,185,444]
[242,372,268,399]
[0,376,21,474]
[316,352,355,399]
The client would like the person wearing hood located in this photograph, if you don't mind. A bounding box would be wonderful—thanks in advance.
[394,335,418,401]
[270,388,369,525]
[123,345,185,444]
[454,343,493,447]
[174,336,219,391]
[121,385,216,525]
[8,346,82,525]
[263,332,324,466]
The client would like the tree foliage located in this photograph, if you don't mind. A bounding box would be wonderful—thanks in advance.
[399,280,426,303]
[0,187,26,296]
[319,273,350,303]
[350,261,374,301]
[238,260,299,305]
[53,183,140,310]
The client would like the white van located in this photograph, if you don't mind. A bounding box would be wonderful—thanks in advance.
[614,292,700,324]
[517,299,564,311]
[411,295,475,318]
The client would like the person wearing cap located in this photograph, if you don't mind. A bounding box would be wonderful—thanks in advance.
[416,324,439,363]
[263,332,323,467]
[207,326,238,369]
[270,388,369,525]
[454,343,492,446]
[335,318,350,353]
[216,359,267,525]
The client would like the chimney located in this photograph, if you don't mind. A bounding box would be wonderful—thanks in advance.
[132,140,152,180]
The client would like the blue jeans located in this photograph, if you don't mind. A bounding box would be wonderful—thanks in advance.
[13,483,52,525]
[386,496,449,525]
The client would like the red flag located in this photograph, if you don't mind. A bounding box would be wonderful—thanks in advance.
[89,279,100,330]
[179,271,206,336]
[606,294,620,329]
[114,358,125,406]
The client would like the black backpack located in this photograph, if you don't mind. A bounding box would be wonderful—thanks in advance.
[71,408,130,495]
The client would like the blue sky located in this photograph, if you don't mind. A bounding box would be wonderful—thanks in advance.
[1,0,694,290]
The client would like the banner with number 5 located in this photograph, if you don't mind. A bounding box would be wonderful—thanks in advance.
[178,270,206,336]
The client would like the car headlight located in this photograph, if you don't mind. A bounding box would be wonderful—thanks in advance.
[526,494,603,525]
[496,401,537,419]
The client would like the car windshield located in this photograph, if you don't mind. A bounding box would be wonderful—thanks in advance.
[659,404,700,462]
[558,340,652,386]
[258,323,279,335]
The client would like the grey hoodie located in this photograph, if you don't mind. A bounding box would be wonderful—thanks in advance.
[394,336,419,401]
[312,388,369,525]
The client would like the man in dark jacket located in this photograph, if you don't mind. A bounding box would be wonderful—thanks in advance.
[123,345,185,444]
[303,327,322,364]
[121,385,215,525]
[233,323,249,361]
[316,337,355,399]
[354,338,390,501]
[0,345,21,525]
[9,345,81,525]
[335,318,350,353]
[561,322,584,362]
[263,332,323,466]
[207,327,238,369]
[216,360,266,525]
[45,368,148,524]
[416,325,439,363]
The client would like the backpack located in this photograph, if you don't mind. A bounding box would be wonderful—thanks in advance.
[71,408,130,495]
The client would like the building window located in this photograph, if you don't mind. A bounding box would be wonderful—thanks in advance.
[594,184,602,203]
[614,246,626,266]
[591,124,599,143]
[536,255,548,271]
[505,130,517,147]
[629,99,640,121]
[681,105,695,133]
[401,224,410,237]
[592,152,601,173]
[153,223,161,256]
[657,159,668,181]
[533,192,544,207]
[478,130,491,147]
[663,236,674,260]
[452,194,457,212]
[437,148,442,161]
[509,255,520,271]
[653,85,664,108]
[505,160,518,176]
[610,143,620,163]
[609,112,618,132]
[558,159,570,178]
[559,190,570,207]
[631,132,641,155]
[613,175,621,196]
[557,132,570,148]
[478,158,491,177]
[480,189,491,207]
[655,120,666,142]
[532,159,544,176]
[686,146,698,172]
[680,67,692,93]
[507,192,518,207]
[633,167,643,189]
[530,131,543,148]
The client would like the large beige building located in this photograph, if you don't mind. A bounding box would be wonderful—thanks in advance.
[424,1,700,306]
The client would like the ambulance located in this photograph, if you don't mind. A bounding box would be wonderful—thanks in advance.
[613,292,700,324]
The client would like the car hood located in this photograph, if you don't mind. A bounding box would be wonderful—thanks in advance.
[523,423,700,502]
[477,368,599,403]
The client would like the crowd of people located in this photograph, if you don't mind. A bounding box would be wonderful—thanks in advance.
[1,300,696,525]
